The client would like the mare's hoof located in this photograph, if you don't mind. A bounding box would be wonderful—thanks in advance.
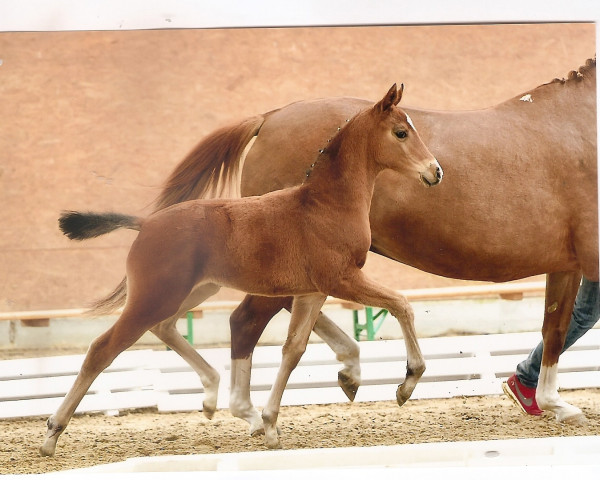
[561,412,587,425]
[338,371,359,401]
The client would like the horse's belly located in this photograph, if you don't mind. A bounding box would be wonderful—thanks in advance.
[371,231,579,282]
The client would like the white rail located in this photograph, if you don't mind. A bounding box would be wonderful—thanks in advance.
[0,281,545,322]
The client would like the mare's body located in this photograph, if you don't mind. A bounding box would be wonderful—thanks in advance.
[156,59,597,427]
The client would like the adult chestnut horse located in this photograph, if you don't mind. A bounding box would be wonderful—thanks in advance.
[41,85,443,454]
[148,58,596,430]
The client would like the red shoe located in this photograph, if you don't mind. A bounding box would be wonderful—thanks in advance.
[502,374,543,416]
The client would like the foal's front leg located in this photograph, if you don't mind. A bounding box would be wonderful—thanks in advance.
[328,270,425,406]
[261,293,327,449]
[228,294,361,436]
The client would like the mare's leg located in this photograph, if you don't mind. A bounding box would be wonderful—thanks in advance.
[261,294,327,449]
[229,295,291,435]
[150,283,222,419]
[515,277,599,387]
[327,270,424,407]
[536,271,586,423]
[229,294,361,435]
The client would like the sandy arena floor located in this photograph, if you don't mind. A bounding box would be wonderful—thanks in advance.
[2,390,600,474]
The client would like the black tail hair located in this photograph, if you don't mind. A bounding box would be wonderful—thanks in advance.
[59,211,140,240]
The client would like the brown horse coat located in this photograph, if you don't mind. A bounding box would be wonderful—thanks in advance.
[155,59,597,426]
[42,85,442,454]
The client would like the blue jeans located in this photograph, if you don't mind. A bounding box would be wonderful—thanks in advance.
[516,277,600,388]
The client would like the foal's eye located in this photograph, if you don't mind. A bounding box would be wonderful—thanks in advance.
[394,130,407,139]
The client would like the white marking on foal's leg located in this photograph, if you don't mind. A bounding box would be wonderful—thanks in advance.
[230,357,263,435]
[536,364,585,423]
[201,371,220,419]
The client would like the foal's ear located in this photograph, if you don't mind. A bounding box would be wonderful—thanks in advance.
[375,83,404,112]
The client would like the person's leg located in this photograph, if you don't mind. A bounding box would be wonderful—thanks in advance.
[517,277,599,387]
[503,277,599,416]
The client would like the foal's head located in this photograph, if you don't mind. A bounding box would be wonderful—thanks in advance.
[354,84,443,187]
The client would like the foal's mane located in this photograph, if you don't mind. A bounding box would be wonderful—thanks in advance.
[302,107,365,180]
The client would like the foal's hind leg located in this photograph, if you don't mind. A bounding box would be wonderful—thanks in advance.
[40,305,164,456]
[151,283,222,419]
[327,270,425,407]
[262,294,327,449]
[312,312,361,400]
[536,271,586,424]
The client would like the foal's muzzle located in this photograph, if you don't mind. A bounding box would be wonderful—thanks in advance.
[420,160,443,187]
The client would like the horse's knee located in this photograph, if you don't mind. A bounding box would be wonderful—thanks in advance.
[391,300,414,322]
[229,302,254,330]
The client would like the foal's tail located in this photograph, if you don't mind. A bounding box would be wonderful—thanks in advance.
[71,114,266,316]
[59,211,141,315]
[59,211,141,240]
[153,114,266,211]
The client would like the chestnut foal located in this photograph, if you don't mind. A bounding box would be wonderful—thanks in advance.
[41,84,442,454]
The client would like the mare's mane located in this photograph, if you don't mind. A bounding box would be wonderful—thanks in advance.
[505,57,595,105]
[548,57,596,85]
[529,57,596,94]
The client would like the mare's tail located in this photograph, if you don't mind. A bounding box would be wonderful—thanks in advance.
[62,115,266,316]
[153,114,266,211]
[66,114,266,315]
[59,211,141,315]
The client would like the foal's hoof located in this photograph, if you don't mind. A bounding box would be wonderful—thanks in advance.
[250,424,281,437]
[338,371,359,401]
[39,446,54,457]
[39,441,56,457]
[396,385,411,407]
[202,404,216,420]
[265,437,282,450]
